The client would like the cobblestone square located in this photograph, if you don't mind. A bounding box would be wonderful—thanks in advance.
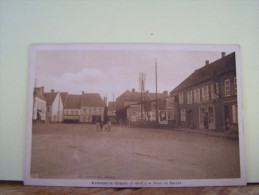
[31,123,240,180]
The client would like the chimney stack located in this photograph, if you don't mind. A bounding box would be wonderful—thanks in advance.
[163,90,168,96]
[221,52,226,58]
[132,88,136,93]
[51,89,54,93]
[205,60,209,65]
[82,91,85,94]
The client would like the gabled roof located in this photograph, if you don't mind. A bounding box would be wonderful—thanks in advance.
[81,93,104,107]
[170,52,236,94]
[60,92,68,105]
[43,92,58,106]
[64,94,82,109]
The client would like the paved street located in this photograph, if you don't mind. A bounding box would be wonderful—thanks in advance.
[31,123,240,180]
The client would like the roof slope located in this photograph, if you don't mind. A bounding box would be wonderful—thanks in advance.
[81,93,104,107]
[64,94,82,109]
[43,92,58,105]
[60,92,68,105]
[170,52,236,94]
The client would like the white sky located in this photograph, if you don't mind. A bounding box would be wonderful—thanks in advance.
[34,45,231,102]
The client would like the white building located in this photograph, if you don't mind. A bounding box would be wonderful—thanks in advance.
[44,90,68,123]
[33,87,46,122]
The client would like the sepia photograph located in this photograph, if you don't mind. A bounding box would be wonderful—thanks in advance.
[25,44,246,187]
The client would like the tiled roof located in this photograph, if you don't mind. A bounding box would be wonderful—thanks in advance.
[43,92,58,105]
[64,94,82,109]
[118,90,168,102]
[81,93,104,107]
[108,102,116,111]
[60,92,68,105]
[170,52,236,94]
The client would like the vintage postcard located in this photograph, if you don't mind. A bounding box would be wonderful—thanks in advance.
[24,44,246,187]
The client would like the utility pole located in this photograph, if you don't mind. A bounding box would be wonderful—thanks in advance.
[155,58,158,125]
[139,72,146,122]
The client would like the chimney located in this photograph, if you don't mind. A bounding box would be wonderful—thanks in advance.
[132,88,136,93]
[146,90,149,94]
[221,52,226,58]
[205,60,209,65]
[51,89,54,93]
[163,90,168,96]
[82,91,85,94]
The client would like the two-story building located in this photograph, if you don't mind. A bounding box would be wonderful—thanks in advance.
[116,88,169,124]
[63,94,82,123]
[80,92,105,123]
[170,52,238,132]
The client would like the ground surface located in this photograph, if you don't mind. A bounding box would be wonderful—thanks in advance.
[30,123,240,180]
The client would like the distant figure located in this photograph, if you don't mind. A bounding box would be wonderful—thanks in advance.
[204,112,209,129]
[107,120,111,131]
[104,123,108,131]
[100,121,104,131]
[225,117,230,130]
[96,122,100,131]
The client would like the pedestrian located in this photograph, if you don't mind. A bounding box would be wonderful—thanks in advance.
[96,121,100,131]
[100,120,103,131]
[108,120,111,131]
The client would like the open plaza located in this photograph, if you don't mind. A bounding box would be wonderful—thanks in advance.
[30,123,240,180]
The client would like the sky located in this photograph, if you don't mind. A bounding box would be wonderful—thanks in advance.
[33,45,231,102]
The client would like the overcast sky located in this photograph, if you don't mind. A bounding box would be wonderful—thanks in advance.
[34,45,231,102]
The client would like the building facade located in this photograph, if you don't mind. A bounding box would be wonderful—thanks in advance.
[107,101,116,124]
[116,88,169,124]
[44,90,67,123]
[33,87,46,122]
[63,94,82,123]
[80,93,105,123]
[170,52,238,132]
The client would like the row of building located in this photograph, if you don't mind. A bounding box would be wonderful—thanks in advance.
[33,89,113,124]
[33,52,238,132]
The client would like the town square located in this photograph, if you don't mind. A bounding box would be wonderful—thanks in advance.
[31,123,240,180]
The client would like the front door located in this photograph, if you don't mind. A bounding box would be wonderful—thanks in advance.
[188,109,193,128]
[199,108,205,129]
[208,106,215,129]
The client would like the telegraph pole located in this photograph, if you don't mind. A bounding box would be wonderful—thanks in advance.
[139,72,146,122]
[155,58,158,125]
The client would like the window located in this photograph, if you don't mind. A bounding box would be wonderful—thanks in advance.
[225,79,230,96]
[211,83,219,99]
[180,109,186,121]
[187,91,193,104]
[201,86,209,101]
[179,91,184,104]
[232,104,238,124]
[193,89,200,103]
[234,77,237,95]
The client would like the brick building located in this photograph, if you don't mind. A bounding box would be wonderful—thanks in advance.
[170,52,238,132]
